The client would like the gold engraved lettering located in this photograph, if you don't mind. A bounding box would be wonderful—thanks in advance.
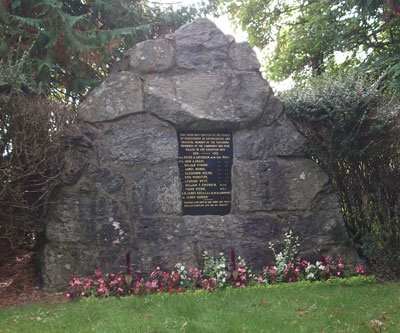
[178,131,232,214]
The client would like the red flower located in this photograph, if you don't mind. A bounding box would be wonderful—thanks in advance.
[94,269,102,276]
[356,265,365,275]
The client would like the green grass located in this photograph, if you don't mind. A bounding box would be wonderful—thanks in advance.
[1,277,399,332]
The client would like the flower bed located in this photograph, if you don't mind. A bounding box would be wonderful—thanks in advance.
[67,247,366,300]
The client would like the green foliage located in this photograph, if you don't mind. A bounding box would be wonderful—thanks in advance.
[221,0,400,95]
[0,0,201,103]
[283,71,400,276]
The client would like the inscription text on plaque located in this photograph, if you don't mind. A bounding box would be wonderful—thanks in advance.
[177,131,233,215]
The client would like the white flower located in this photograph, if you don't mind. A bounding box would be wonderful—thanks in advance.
[305,263,315,273]
[306,272,315,280]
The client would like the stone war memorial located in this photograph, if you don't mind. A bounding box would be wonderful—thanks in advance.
[41,18,357,290]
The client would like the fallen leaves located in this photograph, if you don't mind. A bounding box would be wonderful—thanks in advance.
[371,319,383,327]
[297,311,310,317]
[379,313,387,320]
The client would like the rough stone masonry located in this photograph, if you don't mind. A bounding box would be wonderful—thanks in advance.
[41,18,357,290]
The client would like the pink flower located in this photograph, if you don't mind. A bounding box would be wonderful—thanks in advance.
[240,275,246,281]
[145,281,151,288]
[258,275,263,280]
[117,288,123,293]
[151,280,158,288]
[337,272,341,276]
[156,266,160,270]
[66,293,71,298]
[73,278,83,285]
[236,282,241,287]
[94,269,102,276]
[356,265,365,275]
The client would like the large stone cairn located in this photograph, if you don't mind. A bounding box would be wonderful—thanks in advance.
[41,18,356,290]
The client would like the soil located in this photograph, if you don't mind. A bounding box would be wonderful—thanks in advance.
[0,246,67,308]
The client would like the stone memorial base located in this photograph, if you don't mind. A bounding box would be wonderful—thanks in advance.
[41,19,357,291]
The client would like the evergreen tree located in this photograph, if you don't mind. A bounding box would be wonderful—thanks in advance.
[0,0,199,103]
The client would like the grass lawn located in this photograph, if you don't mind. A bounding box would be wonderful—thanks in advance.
[0,277,399,332]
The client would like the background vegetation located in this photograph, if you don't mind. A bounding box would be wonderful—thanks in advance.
[284,72,400,276]
[221,0,400,95]
[0,0,201,103]
[0,57,74,259]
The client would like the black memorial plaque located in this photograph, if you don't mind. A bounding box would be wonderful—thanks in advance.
[177,131,233,215]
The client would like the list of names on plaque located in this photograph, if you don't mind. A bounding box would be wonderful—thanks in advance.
[177,131,233,215]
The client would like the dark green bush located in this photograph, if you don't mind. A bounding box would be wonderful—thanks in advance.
[283,71,400,277]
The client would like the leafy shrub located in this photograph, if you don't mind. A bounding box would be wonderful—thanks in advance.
[283,71,400,277]
[0,58,74,258]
